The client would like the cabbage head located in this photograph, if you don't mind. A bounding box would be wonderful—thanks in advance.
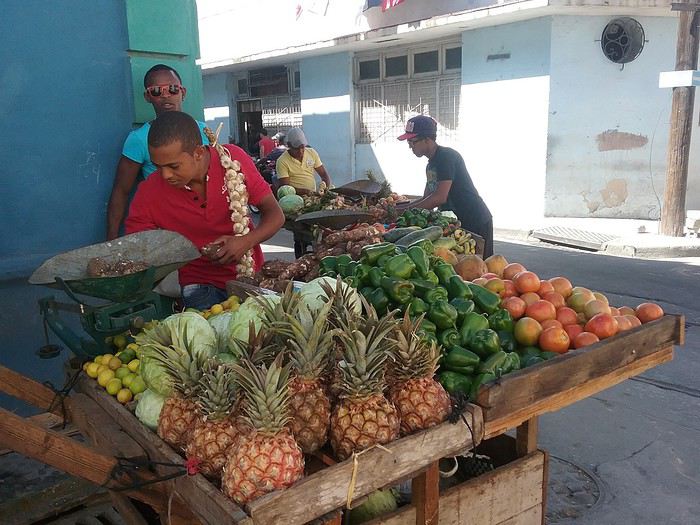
[208,311,234,353]
[228,295,280,344]
[349,489,397,524]
[299,277,361,316]
[136,311,218,395]
[135,389,166,431]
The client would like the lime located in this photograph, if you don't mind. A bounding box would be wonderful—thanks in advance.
[127,359,140,373]
[101,353,114,363]
[97,364,108,375]
[210,304,224,315]
[119,349,136,364]
[122,373,136,388]
[106,378,123,396]
[115,367,131,380]
[86,362,100,378]
[82,361,90,372]
[117,388,133,404]
[113,334,128,350]
[129,376,147,395]
[97,369,115,387]
[108,357,122,371]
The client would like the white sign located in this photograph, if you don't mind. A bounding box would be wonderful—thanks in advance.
[659,70,700,88]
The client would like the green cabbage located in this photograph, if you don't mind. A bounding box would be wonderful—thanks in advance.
[349,489,397,524]
[228,295,280,344]
[136,312,218,396]
[208,311,234,353]
[277,185,297,199]
[135,389,166,431]
[299,277,361,315]
[279,194,304,215]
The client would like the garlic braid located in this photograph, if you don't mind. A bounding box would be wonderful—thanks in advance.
[204,126,255,277]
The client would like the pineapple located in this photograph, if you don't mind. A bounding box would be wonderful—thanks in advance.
[145,342,207,452]
[329,305,401,461]
[185,361,247,480]
[388,313,451,435]
[221,355,304,505]
[272,300,336,453]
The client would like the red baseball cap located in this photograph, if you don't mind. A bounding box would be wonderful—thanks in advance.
[397,115,438,140]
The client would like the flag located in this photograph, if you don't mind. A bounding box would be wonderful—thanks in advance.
[382,0,405,11]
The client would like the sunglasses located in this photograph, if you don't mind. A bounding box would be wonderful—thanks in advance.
[145,84,185,97]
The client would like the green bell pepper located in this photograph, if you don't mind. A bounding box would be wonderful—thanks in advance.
[406,246,430,278]
[523,355,545,368]
[428,255,444,269]
[423,287,449,305]
[344,275,359,288]
[419,318,437,333]
[359,286,374,298]
[518,346,542,358]
[540,351,559,360]
[479,350,508,375]
[467,283,501,314]
[383,254,416,279]
[438,371,473,396]
[444,346,480,370]
[470,329,501,358]
[413,215,428,228]
[336,254,352,266]
[449,298,475,325]
[425,271,439,285]
[469,372,497,400]
[410,279,434,297]
[322,270,338,278]
[438,328,460,349]
[434,263,457,286]
[447,275,473,300]
[359,243,395,266]
[497,330,517,353]
[502,352,521,374]
[459,312,490,347]
[408,297,429,316]
[320,256,338,273]
[488,309,514,332]
[380,276,414,304]
[368,267,385,288]
[418,330,438,346]
[428,300,458,329]
[408,239,435,255]
[377,254,392,267]
[354,264,373,287]
[367,288,390,313]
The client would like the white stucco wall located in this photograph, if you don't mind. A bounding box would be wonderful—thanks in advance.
[546,15,677,219]
[460,18,552,229]
[300,53,355,187]
[202,72,231,143]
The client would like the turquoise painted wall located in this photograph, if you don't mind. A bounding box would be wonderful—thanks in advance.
[300,53,354,186]
[0,0,203,414]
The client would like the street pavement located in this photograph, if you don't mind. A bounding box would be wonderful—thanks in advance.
[262,229,700,524]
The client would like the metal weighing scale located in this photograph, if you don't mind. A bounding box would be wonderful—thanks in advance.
[29,230,201,358]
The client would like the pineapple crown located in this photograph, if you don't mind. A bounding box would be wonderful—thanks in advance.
[389,312,442,383]
[232,354,292,435]
[335,302,399,398]
[230,321,279,366]
[195,360,237,420]
[319,277,360,328]
[272,299,337,380]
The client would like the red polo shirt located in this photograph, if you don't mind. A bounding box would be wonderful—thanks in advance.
[258,136,276,158]
[125,144,271,290]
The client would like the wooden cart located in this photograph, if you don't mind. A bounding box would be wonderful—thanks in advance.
[0,315,683,524]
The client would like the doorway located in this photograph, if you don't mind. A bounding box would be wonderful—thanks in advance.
[237,99,262,154]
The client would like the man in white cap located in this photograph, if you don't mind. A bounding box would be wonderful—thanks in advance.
[275,127,331,194]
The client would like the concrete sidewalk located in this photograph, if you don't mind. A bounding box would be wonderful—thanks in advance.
[494,217,700,259]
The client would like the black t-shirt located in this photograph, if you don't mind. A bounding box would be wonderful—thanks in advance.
[426,145,491,229]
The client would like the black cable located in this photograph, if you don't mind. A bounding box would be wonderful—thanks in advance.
[107,457,189,492]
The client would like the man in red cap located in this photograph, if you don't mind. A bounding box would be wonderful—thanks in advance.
[398,115,493,257]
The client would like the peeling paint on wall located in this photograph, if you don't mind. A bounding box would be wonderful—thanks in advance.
[600,178,628,207]
[596,130,648,152]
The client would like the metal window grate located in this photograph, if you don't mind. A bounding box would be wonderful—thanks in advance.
[355,76,460,144]
[261,94,302,135]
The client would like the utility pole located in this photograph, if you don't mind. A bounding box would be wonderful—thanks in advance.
[660,1,700,236]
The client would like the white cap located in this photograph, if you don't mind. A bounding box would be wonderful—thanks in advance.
[286,128,308,148]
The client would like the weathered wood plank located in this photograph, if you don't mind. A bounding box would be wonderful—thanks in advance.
[515,417,538,458]
[0,364,74,416]
[477,315,681,422]
[76,374,252,525]
[0,413,79,457]
[497,504,542,525]
[247,405,484,525]
[484,345,673,439]
[0,407,120,486]
[370,451,545,525]
[413,462,440,525]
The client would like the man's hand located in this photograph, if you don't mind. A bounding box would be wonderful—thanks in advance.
[209,235,252,265]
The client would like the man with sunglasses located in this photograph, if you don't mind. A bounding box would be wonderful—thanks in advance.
[397,115,493,257]
[106,64,210,240]
[275,127,331,194]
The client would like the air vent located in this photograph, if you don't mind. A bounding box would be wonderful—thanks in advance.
[601,17,645,64]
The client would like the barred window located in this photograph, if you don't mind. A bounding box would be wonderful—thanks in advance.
[355,76,460,144]
[261,93,302,135]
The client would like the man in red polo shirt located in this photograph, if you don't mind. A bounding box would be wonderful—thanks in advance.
[125,111,284,309]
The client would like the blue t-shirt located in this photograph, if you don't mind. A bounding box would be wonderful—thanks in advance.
[122,120,210,178]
